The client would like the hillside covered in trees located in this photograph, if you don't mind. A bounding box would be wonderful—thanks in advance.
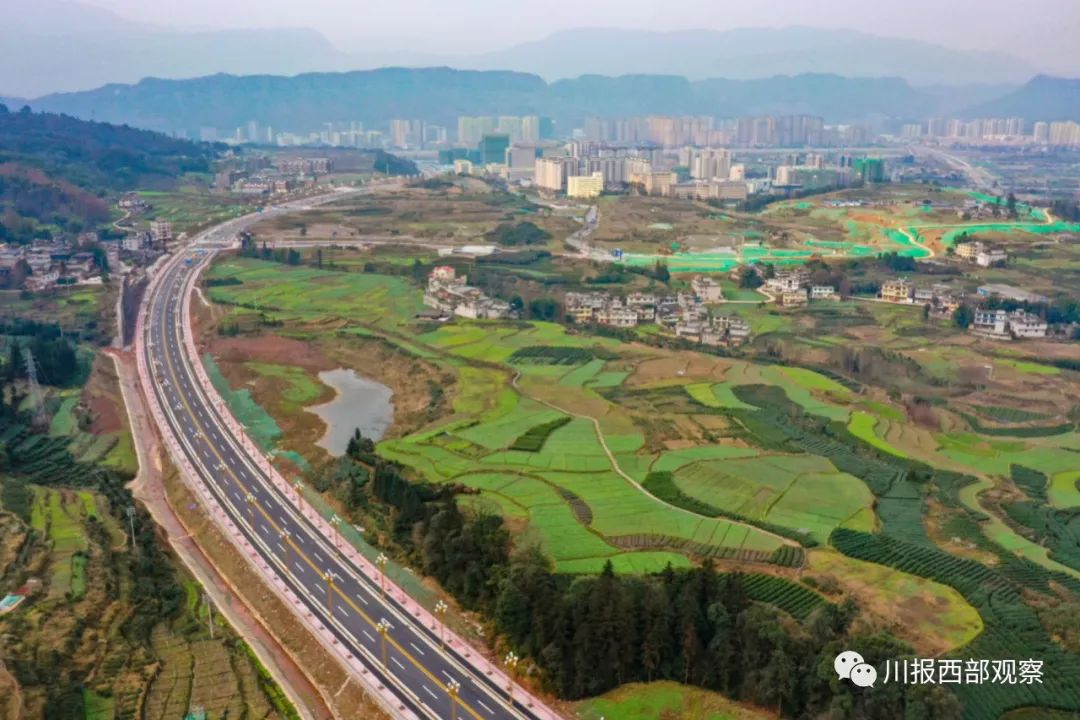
[0,104,219,242]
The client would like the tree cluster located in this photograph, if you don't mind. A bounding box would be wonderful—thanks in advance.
[236,234,302,265]
[485,221,552,247]
[3,331,81,386]
[324,429,961,719]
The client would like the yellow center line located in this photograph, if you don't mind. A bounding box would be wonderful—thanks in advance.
[152,271,488,720]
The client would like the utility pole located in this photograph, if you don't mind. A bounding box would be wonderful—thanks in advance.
[203,592,215,639]
[22,348,47,428]
[126,507,137,551]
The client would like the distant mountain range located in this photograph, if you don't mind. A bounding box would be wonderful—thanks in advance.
[458,28,1039,86]
[0,1,1054,97]
[25,70,1077,137]
[964,75,1080,120]
[1,0,345,97]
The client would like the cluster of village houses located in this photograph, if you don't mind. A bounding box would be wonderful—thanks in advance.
[0,218,171,291]
[0,234,108,290]
[423,258,1060,344]
[422,266,514,319]
[953,240,1008,268]
[880,278,1050,339]
[748,266,839,307]
[554,275,754,347]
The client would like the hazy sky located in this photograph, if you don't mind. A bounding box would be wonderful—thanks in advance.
[78,0,1079,72]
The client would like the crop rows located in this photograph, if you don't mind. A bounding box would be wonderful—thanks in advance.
[1010,464,1048,502]
[742,573,827,620]
[508,346,596,365]
[768,545,806,567]
[972,405,1052,423]
[509,416,572,451]
[609,534,775,564]
[2,423,94,487]
[961,413,1072,437]
[642,470,819,547]
[832,528,1080,720]
[556,487,593,525]
[1002,501,1080,572]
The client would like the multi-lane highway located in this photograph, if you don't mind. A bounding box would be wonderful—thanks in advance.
[138,192,556,720]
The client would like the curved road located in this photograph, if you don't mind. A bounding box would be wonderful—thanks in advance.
[138,191,557,720]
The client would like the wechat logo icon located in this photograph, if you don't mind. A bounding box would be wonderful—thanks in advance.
[835,650,876,688]
[834,650,864,679]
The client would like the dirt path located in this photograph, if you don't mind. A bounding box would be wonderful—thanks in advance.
[106,348,335,720]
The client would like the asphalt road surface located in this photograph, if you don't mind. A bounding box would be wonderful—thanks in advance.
[140,195,544,720]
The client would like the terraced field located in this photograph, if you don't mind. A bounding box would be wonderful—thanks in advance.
[194,183,1080,719]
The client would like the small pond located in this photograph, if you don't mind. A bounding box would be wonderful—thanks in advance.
[306,368,394,456]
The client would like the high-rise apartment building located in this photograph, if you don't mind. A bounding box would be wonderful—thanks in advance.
[585,156,652,185]
[389,119,425,148]
[1049,121,1080,146]
[567,172,604,198]
[687,148,732,180]
[736,116,776,146]
[457,116,498,146]
[775,115,824,146]
[535,157,577,192]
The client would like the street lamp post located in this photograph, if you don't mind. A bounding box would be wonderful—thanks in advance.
[279,528,290,565]
[504,651,520,705]
[376,553,389,598]
[330,514,342,549]
[245,492,256,528]
[447,679,461,720]
[292,479,304,505]
[376,618,391,669]
[323,572,335,615]
[434,600,448,650]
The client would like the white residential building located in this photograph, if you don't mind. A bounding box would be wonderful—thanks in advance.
[151,220,173,243]
[534,157,574,192]
[975,249,1008,267]
[691,275,725,302]
[567,172,604,198]
[972,309,1009,338]
[781,289,809,306]
[1008,310,1048,339]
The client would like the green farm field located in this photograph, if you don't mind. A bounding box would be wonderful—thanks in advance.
[576,681,774,720]
[199,256,1078,582]
[200,247,1080,686]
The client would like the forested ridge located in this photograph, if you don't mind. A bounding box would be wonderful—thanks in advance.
[0,104,218,242]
